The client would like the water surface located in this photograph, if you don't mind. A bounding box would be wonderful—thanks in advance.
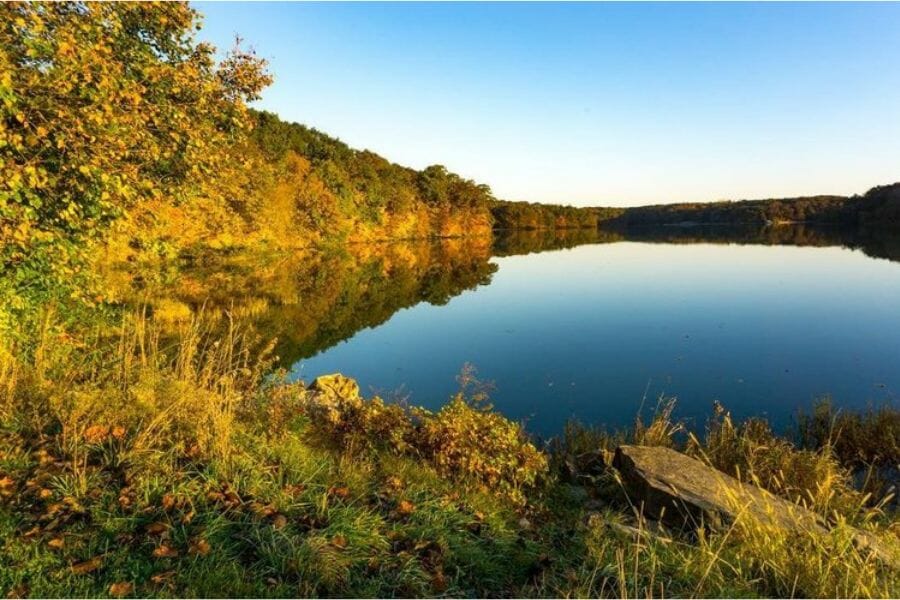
[289,227,900,434]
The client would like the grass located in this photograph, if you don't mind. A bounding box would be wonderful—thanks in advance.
[0,314,897,598]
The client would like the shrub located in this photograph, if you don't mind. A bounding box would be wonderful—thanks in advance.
[797,399,900,467]
[413,394,548,503]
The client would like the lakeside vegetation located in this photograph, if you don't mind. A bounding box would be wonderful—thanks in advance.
[1,321,898,597]
[2,3,899,598]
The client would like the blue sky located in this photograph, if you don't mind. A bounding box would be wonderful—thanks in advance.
[196,2,900,207]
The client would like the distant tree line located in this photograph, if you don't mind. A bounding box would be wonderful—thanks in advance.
[604,184,900,228]
[490,200,624,230]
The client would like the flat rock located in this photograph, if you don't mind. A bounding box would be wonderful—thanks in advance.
[613,444,898,568]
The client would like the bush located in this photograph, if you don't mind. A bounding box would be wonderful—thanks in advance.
[413,394,548,503]
[797,399,900,467]
[302,373,548,503]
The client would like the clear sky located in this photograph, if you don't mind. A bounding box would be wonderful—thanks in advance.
[196,2,900,207]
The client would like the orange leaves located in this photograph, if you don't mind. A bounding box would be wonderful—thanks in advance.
[150,570,175,585]
[118,487,135,510]
[331,534,348,550]
[397,499,416,517]
[152,544,179,559]
[328,486,350,500]
[161,493,176,511]
[431,568,448,593]
[0,475,14,498]
[248,500,277,518]
[206,484,241,509]
[145,521,169,536]
[189,537,211,556]
[282,483,306,498]
[47,537,64,550]
[108,582,133,597]
[70,556,102,575]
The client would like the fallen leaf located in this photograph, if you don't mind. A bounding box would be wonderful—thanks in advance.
[432,568,448,592]
[249,501,276,517]
[329,486,350,499]
[118,487,134,509]
[108,582,133,597]
[0,476,15,497]
[272,514,287,530]
[161,493,176,511]
[189,538,210,556]
[38,488,53,499]
[145,522,169,535]
[283,484,305,497]
[47,537,64,550]
[397,500,416,516]
[111,426,126,440]
[71,556,103,575]
[150,570,175,584]
[152,544,179,558]
[331,534,348,549]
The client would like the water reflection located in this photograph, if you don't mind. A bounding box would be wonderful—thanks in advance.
[118,224,900,369]
[116,224,900,433]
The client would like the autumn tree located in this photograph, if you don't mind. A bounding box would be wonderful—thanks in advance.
[0,1,271,309]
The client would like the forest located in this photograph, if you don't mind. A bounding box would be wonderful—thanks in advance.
[605,185,900,228]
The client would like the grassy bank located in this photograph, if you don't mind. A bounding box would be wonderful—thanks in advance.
[1,315,897,598]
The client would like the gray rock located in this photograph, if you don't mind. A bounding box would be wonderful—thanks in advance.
[612,445,898,568]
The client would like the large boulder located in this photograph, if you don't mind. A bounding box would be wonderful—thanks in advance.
[613,445,898,568]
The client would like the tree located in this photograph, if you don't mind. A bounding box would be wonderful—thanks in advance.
[0,1,271,307]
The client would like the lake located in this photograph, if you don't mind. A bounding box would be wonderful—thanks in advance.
[139,225,900,436]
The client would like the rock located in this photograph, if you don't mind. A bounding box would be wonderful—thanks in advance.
[308,373,360,401]
[305,374,362,426]
[613,445,898,568]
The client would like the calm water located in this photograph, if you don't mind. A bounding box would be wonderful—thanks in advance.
[285,228,900,435]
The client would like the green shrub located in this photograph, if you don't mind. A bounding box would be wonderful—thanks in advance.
[413,394,548,503]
